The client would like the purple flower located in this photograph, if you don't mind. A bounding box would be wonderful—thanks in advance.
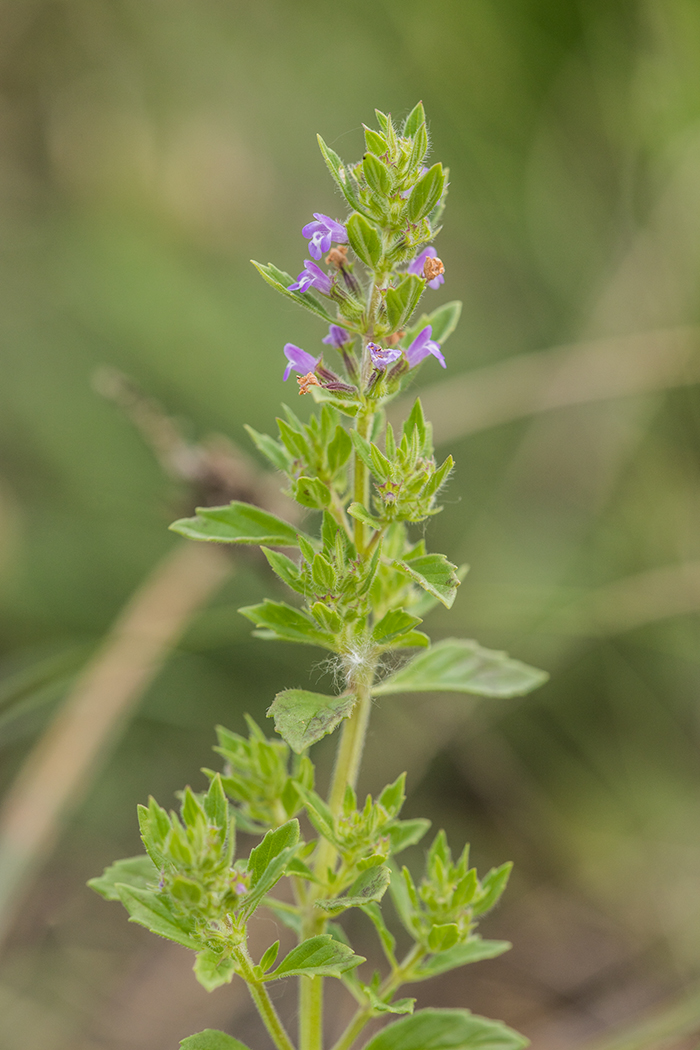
[322,325,351,349]
[405,326,446,369]
[302,213,348,260]
[283,343,320,381]
[368,342,403,371]
[288,260,333,295]
[408,246,445,290]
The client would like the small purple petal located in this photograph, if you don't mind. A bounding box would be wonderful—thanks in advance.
[302,214,348,258]
[368,341,403,371]
[283,343,320,380]
[322,324,351,348]
[288,260,332,295]
[405,325,446,369]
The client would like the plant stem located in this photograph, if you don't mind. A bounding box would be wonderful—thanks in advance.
[353,406,372,553]
[234,945,296,1050]
[300,976,323,1050]
[329,944,426,1050]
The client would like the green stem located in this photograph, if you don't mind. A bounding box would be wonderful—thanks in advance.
[353,406,372,553]
[233,945,296,1050]
[329,944,426,1050]
[300,975,323,1050]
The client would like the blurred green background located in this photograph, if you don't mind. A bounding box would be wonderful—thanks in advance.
[1,1,700,1047]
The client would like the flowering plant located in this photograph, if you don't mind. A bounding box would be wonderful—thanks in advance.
[90,103,547,1050]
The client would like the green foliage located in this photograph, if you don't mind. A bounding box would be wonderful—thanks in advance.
[267,689,357,753]
[207,717,312,832]
[170,501,306,548]
[374,639,549,698]
[263,935,365,980]
[92,103,547,1050]
[361,1009,528,1050]
[180,1032,252,1050]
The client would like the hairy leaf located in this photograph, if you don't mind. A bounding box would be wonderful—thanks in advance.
[239,601,336,650]
[374,639,548,698]
[268,689,357,753]
[361,1008,528,1050]
[263,934,365,980]
[115,885,200,950]
[394,554,461,609]
[170,501,305,548]
[180,1031,252,1050]
[88,855,158,901]
[193,949,236,992]
[414,939,512,980]
[316,865,391,913]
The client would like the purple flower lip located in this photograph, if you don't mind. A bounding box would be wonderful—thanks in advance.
[404,325,446,369]
[302,213,348,260]
[283,343,321,381]
[288,260,333,296]
[368,341,403,371]
[322,324,351,349]
[408,246,445,290]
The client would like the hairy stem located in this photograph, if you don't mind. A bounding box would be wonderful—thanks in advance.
[234,945,296,1050]
[300,976,323,1050]
[353,406,372,552]
[329,944,426,1050]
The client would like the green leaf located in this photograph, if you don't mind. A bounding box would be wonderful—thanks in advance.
[115,885,201,950]
[251,260,335,323]
[180,1032,251,1050]
[362,901,397,964]
[203,774,228,830]
[264,934,365,980]
[365,988,416,1016]
[244,425,291,473]
[248,819,299,885]
[170,501,304,548]
[407,164,445,224]
[259,940,280,972]
[268,689,357,753]
[389,865,420,938]
[193,949,236,992]
[361,1009,528,1050]
[294,783,336,843]
[364,153,392,196]
[394,554,461,609]
[373,609,423,646]
[374,639,549,698]
[239,601,336,650]
[429,923,460,952]
[403,101,426,138]
[385,275,425,331]
[346,213,383,268]
[327,424,353,474]
[364,125,388,155]
[261,547,305,594]
[388,818,431,854]
[347,502,383,530]
[241,819,300,918]
[472,863,512,916]
[408,122,429,169]
[293,475,332,510]
[316,865,391,913]
[317,135,363,212]
[414,939,512,980]
[88,855,158,901]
